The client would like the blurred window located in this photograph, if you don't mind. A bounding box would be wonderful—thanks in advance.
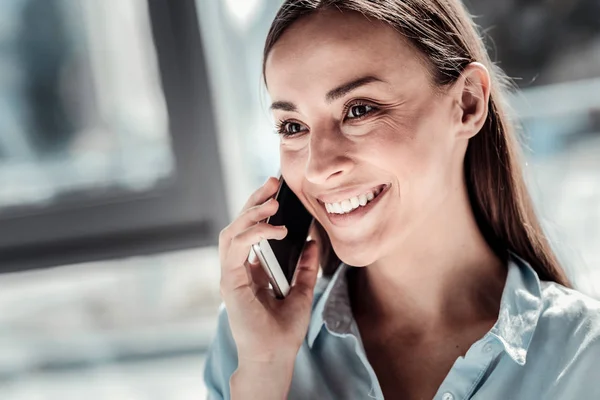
[0,1,226,399]
[0,0,172,208]
[196,0,283,216]
[0,0,228,272]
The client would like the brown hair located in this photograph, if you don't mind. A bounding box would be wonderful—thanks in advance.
[262,0,571,286]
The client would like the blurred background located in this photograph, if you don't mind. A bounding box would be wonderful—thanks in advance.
[0,0,598,398]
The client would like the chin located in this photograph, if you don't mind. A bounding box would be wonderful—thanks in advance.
[331,241,379,267]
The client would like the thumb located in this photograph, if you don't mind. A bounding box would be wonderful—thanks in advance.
[289,240,320,299]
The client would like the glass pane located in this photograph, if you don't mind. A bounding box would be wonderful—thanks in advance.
[196,0,283,217]
[0,0,173,214]
[0,2,218,398]
[515,80,600,295]
[0,247,220,399]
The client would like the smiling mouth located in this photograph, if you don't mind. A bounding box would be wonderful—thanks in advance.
[319,184,389,215]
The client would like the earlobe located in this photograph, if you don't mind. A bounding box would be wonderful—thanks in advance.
[456,62,491,138]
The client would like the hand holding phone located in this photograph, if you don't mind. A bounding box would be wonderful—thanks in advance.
[252,176,315,298]
[218,176,320,372]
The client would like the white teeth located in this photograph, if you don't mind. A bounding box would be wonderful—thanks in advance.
[358,194,368,206]
[341,199,352,212]
[324,186,386,215]
[332,202,343,214]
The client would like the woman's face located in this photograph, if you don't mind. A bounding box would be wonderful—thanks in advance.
[265,10,468,267]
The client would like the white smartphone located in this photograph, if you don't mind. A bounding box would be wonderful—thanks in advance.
[251,176,314,299]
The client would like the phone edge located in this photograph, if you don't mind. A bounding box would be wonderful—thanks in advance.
[252,240,291,299]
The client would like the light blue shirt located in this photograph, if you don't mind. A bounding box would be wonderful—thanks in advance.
[204,254,600,399]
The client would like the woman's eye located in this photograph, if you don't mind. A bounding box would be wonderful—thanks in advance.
[346,104,374,119]
[276,121,307,137]
[286,123,304,134]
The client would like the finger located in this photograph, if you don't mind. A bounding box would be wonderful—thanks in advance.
[240,176,280,213]
[247,246,259,264]
[219,176,279,264]
[218,198,280,266]
[221,223,287,293]
[289,240,320,300]
[246,248,270,291]
[227,198,280,242]
[248,259,271,292]
[247,251,278,302]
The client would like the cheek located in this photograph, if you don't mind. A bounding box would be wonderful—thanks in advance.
[280,147,322,220]
[402,114,457,204]
[279,144,309,196]
[365,110,454,200]
[361,114,435,173]
[280,142,307,175]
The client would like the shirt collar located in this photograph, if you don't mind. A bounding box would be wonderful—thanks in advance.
[307,253,544,366]
[307,262,352,346]
[489,253,543,365]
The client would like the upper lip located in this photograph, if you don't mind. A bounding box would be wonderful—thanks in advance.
[315,184,388,204]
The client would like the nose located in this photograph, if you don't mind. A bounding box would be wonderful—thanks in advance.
[304,125,354,185]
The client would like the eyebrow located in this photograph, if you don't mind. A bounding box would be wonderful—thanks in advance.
[269,75,385,112]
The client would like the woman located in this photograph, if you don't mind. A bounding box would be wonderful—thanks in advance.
[205,1,600,399]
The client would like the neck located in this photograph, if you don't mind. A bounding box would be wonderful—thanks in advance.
[349,181,507,336]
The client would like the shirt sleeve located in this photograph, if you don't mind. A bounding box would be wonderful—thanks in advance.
[547,293,600,399]
[555,327,600,398]
[203,304,238,400]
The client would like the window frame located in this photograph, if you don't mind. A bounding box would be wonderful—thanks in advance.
[0,0,228,273]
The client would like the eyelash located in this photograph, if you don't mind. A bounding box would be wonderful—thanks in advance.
[275,101,378,137]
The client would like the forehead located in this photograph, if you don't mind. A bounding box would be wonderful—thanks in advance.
[264,8,424,95]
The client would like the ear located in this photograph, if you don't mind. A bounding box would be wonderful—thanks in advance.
[451,62,491,139]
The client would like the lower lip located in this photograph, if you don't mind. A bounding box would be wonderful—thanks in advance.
[322,184,390,227]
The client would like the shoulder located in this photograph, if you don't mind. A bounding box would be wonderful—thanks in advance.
[203,304,238,399]
[538,280,600,335]
[537,280,600,348]
[512,280,600,397]
[532,281,600,390]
